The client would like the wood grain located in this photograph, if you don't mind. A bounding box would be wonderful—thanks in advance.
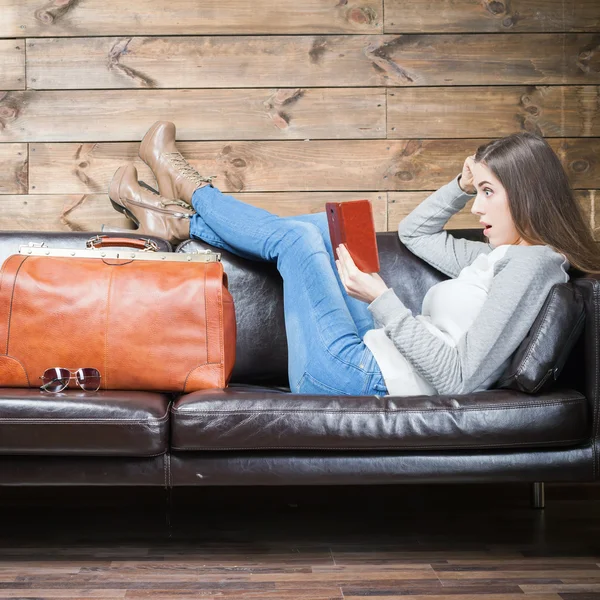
[0,143,27,194]
[23,34,600,89]
[0,89,385,143]
[385,0,600,33]
[0,0,383,37]
[26,35,396,90]
[0,192,387,232]
[361,33,600,86]
[388,190,598,236]
[0,40,25,90]
[387,86,600,138]
[0,483,599,599]
[0,194,133,231]
[27,139,600,194]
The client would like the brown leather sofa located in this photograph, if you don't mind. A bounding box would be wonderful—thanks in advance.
[0,230,597,507]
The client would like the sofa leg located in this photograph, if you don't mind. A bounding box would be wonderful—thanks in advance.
[531,482,545,509]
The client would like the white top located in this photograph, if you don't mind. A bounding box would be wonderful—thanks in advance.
[363,245,511,396]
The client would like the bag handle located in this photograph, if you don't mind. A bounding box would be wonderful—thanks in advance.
[86,235,159,252]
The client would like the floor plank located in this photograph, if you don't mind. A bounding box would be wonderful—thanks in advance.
[0,484,598,599]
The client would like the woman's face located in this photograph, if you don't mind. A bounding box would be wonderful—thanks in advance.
[470,161,531,248]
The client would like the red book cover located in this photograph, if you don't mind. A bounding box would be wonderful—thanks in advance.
[326,199,380,273]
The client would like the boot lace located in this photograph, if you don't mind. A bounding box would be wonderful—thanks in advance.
[165,152,217,188]
[159,198,195,211]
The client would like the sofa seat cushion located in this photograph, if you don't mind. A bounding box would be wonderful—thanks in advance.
[171,386,589,452]
[0,389,170,456]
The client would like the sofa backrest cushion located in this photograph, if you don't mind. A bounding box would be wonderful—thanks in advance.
[494,283,586,393]
[446,230,587,394]
[179,229,586,394]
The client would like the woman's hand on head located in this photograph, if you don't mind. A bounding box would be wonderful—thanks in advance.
[335,244,389,304]
[459,155,477,194]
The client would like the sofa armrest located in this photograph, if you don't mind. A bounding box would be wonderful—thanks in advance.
[573,278,599,478]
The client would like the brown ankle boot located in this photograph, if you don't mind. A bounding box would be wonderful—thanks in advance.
[139,121,216,205]
[108,163,195,246]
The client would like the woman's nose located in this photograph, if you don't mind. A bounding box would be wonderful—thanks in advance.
[471,195,484,215]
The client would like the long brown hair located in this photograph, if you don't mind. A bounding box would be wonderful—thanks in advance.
[474,132,600,277]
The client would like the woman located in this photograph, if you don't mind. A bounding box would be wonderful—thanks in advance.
[108,122,599,397]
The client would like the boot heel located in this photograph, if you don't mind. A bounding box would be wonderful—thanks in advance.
[108,198,139,227]
[139,121,163,163]
[109,197,127,216]
[108,165,127,207]
[108,165,141,226]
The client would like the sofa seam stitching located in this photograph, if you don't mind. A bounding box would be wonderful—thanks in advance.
[513,286,559,378]
[171,436,589,451]
[0,410,170,424]
[172,397,584,416]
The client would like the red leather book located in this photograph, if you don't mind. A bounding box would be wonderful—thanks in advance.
[326,199,380,273]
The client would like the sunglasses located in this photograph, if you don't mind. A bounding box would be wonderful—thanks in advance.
[39,368,101,393]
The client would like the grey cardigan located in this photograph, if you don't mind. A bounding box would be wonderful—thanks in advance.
[367,174,571,396]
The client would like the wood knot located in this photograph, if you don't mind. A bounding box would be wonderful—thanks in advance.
[270,89,304,107]
[0,106,17,119]
[395,171,414,181]
[309,38,328,64]
[571,160,589,173]
[0,93,22,129]
[525,106,539,116]
[34,0,80,25]
[348,7,377,25]
[34,9,55,24]
[232,158,247,168]
[485,0,506,15]
[74,169,90,185]
[270,113,290,129]
[224,170,245,192]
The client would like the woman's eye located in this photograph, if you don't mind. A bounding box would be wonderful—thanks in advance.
[484,188,493,197]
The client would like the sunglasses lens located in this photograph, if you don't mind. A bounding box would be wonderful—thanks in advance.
[41,368,70,393]
[77,368,101,392]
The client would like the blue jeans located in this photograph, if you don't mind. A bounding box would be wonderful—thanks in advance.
[189,185,388,396]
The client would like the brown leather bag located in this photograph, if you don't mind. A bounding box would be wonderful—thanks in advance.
[0,236,236,393]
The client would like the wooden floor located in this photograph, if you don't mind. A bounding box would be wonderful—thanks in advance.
[0,483,599,599]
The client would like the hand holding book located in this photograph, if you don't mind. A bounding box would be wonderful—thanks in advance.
[326,199,380,273]
[326,198,388,303]
[335,243,389,304]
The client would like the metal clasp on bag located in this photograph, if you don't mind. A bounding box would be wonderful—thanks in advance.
[19,241,221,262]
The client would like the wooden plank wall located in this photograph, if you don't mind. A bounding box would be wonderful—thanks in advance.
[0,0,598,240]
